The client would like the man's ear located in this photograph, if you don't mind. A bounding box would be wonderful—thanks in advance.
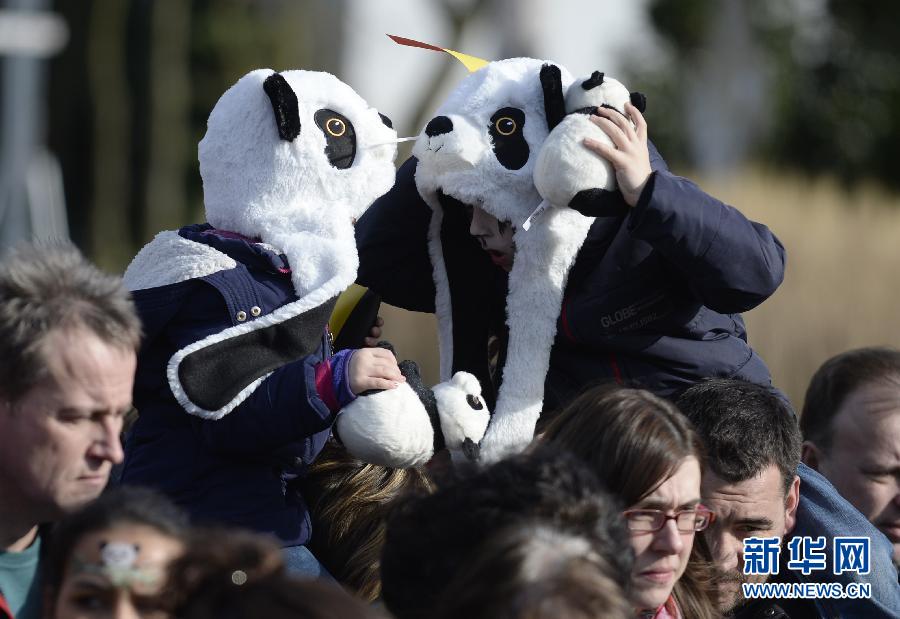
[783,474,801,536]
[800,441,822,470]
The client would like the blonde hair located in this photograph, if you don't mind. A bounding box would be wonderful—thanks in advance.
[300,441,434,601]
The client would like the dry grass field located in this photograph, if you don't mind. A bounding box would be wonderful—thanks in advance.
[377,170,900,411]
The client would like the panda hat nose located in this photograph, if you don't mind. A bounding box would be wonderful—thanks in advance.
[424,115,453,137]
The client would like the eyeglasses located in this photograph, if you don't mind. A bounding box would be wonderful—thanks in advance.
[622,506,715,533]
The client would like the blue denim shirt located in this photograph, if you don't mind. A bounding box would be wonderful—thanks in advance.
[792,462,900,617]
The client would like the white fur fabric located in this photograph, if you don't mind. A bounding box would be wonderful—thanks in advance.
[124,230,237,291]
[415,59,600,463]
[565,74,630,114]
[477,208,594,461]
[534,74,632,209]
[199,68,397,301]
[336,384,435,468]
[533,114,616,207]
[414,58,574,226]
[433,371,490,453]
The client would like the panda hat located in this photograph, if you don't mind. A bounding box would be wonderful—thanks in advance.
[124,69,397,419]
[413,57,602,463]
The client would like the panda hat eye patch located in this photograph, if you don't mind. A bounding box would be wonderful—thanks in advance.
[314,108,356,169]
[488,107,528,170]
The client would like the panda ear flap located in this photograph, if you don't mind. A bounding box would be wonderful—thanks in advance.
[630,91,647,113]
[263,72,301,141]
[540,64,566,132]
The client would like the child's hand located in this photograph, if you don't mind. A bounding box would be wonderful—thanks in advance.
[583,102,652,207]
[363,315,384,347]
[349,346,405,394]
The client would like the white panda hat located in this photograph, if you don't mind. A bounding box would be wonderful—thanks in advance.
[413,58,612,463]
[125,68,398,420]
[200,68,398,300]
[414,58,574,226]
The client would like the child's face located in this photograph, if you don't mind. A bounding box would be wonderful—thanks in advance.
[468,206,515,272]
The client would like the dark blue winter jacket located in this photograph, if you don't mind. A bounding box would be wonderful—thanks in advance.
[356,147,784,411]
[121,225,336,546]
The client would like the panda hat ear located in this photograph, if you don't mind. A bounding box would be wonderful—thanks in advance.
[630,91,647,113]
[581,71,605,90]
[263,72,301,141]
[540,64,566,131]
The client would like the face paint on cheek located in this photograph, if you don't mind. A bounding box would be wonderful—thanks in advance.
[72,541,163,589]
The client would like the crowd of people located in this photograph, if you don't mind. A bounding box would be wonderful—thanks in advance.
[2,59,900,618]
[0,240,898,619]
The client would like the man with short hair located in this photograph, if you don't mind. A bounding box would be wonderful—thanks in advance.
[800,347,900,567]
[0,243,141,619]
[679,378,900,618]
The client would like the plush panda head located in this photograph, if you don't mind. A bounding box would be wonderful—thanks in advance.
[565,70,634,115]
[533,71,645,216]
[413,58,574,226]
[199,68,397,297]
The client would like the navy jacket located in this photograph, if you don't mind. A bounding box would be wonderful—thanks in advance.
[356,149,784,411]
[121,225,334,546]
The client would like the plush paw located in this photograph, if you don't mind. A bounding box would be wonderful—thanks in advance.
[432,371,491,463]
[335,382,435,468]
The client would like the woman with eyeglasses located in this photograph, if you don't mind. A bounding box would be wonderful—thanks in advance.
[539,384,717,619]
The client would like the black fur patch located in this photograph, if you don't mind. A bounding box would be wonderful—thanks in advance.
[399,360,444,451]
[574,104,628,119]
[488,107,528,170]
[425,115,453,137]
[581,71,605,90]
[630,91,647,113]
[178,298,336,412]
[437,190,497,410]
[568,188,630,218]
[263,73,301,141]
[378,112,393,129]
[540,64,566,131]
[314,109,356,169]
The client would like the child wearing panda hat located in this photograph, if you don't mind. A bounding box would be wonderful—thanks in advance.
[119,69,403,574]
[356,59,784,463]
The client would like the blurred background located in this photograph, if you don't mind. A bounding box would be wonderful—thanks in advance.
[2,0,899,407]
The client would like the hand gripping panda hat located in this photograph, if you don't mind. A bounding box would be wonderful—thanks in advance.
[123,68,397,419]
[401,37,643,463]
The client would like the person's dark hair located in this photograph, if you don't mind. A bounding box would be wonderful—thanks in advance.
[298,441,434,601]
[380,448,631,619]
[167,528,376,619]
[677,378,801,495]
[801,347,900,450]
[433,522,630,619]
[541,384,703,506]
[0,242,141,402]
[540,384,715,619]
[43,485,190,599]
